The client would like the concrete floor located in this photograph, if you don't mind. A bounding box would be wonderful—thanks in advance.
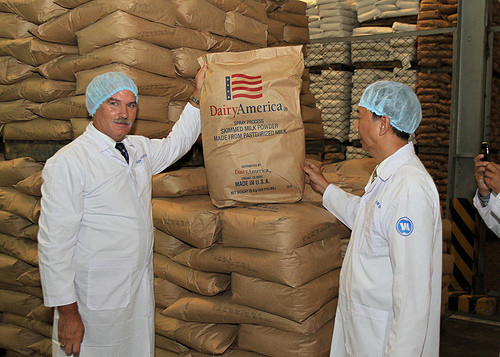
[440,310,500,357]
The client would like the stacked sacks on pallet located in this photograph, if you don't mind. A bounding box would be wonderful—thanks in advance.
[150,165,351,355]
[310,70,352,143]
[304,0,355,68]
[0,157,55,356]
[353,0,419,24]
[0,1,77,160]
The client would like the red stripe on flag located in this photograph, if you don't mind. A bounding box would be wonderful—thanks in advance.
[233,93,263,99]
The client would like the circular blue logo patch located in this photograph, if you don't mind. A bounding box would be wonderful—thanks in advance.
[396,217,414,236]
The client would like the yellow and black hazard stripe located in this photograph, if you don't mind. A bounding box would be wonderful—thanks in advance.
[449,198,476,291]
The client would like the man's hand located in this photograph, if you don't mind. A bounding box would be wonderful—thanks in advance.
[474,154,493,197]
[485,161,500,195]
[301,160,330,195]
[57,302,84,356]
[190,63,208,108]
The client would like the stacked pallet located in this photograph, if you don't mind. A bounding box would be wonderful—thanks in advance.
[416,0,457,212]
[305,0,357,40]
[0,158,53,356]
[151,166,350,356]
[353,0,419,24]
[0,0,319,162]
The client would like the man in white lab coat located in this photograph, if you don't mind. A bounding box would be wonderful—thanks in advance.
[38,66,207,357]
[473,153,500,237]
[302,81,442,356]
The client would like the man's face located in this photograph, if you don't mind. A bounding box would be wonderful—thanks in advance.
[93,90,137,142]
[354,106,380,155]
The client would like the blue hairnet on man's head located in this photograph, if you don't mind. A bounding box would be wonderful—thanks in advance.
[359,81,422,134]
[85,72,138,117]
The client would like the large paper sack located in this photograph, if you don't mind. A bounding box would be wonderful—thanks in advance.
[200,46,305,208]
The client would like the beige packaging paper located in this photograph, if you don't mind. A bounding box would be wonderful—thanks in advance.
[172,0,226,36]
[0,56,36,85]
[35,54,80,82]
[0,12,37,39]
[205,0,268,24]
[153,229,192,259]
[155,334,190,354]
[155,311,238,355]
[4,118,71,141]
[1,0,68,25]
[221,202,350,252]
[154,253,230,296]
[237,320,334,357]
[0,157,43,187]
[172,47,208,79]
[154,277,192,309]
[224,11,268,47]
[231,269,340,323]
[0,99,39,123]
[200,46,305,208]
[153,167,208,198]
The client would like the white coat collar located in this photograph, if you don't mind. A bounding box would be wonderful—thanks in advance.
[365,142,415,193]
[85,123,135,153]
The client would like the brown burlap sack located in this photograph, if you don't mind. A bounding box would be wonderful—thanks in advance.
[13,171,42,197]
[35,54,79,82]
[200,46,305,208]
[283,25,310,44]
[209,35,260,53]
[237,320,334,357]
[205,0,267,24]
[0,99,39,123]
[154,277,192,309]
[32,0,176,45]
[0,157,43,187]
[155,311,238,355]
[4,119,72,141]
[74,39,176,78]
[231,269,340,323]
[224,11,268,46]
[0,233,39,266]
[1,0,67,25]
[153,229,192,259]
[0,289,42,316]
[128,120,174,139]
[155,334,190,354]
[162,293,337,335]
[153,168,208,198]
[154,253,230,296]
[0,38,78,67]
[0,56,36,85]
[221,202,349,252]
[0,253,33,286]
[0,324,44,356]
[28,337,52,356]
[172,0,226,36]
[0,211,33,238]
[0,13,37,39]
[152,196,222,248]
[75,63,193,100]
[172,48,207,79]
[0,187,40,223]
[75,11,217,55]
[172,237,342,288]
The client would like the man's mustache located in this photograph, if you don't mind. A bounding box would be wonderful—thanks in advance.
[112,118,133,126]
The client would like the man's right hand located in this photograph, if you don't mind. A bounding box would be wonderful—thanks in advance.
[57,302,84,356]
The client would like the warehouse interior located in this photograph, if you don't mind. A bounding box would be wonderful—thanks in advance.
[0,0,500,356]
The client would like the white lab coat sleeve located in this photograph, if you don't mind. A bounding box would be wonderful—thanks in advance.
[473,190,500,238]
[322,183,362,230]
[148,103,201,174]
[38,154,85,307]
[383,185,441,356]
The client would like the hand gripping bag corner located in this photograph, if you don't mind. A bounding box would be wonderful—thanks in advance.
[199,46,305,208]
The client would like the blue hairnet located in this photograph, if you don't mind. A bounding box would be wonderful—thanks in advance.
[359,81,422,134]
[85,72,138,117]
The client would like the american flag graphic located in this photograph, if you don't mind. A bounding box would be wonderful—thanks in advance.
[226,74,263,100]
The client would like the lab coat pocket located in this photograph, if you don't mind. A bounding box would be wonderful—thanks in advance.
[346,301,389,357]
[87,258,132,310]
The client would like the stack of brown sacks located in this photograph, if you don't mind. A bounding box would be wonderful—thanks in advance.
[150,164,351,356]
[0,1,77,160]
[0,157,55,356]
[0,0,319,160]
[416,0,455,212]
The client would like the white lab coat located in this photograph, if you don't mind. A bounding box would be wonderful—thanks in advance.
[473,191,500,238]
[324,143,442,357]
[38,104,201,357]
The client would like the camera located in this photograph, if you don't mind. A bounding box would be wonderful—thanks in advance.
[481,141,489,161]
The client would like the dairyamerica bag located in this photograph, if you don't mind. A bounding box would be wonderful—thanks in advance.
[199,46,305,208]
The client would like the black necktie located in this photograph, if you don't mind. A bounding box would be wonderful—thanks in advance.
[115,142,129,164]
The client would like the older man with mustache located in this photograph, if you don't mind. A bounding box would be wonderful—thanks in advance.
[38,68,206,357]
